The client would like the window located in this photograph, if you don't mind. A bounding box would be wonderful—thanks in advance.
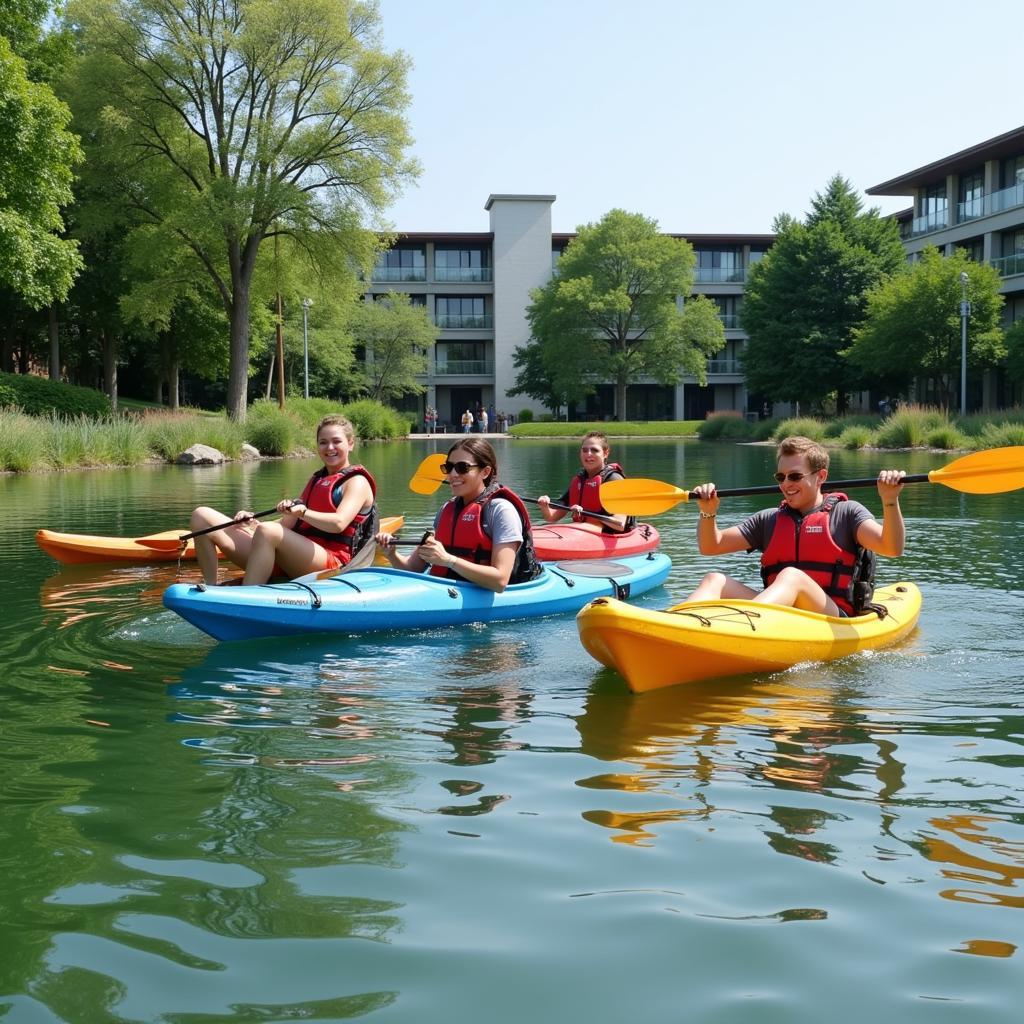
[958,170,984,221]
[435,248,492,281]
[373,247,426,281]
[707,295,742,329]
[694,248,742,282]
[435,296,490,328]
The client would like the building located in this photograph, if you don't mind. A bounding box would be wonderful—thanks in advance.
[867,124,1024,407]
[367,195,772,428]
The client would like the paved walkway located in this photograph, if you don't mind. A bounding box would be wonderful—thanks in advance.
[408,431,510,440]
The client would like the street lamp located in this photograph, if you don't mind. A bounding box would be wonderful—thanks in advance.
[301,298,312,400]
[959,271,970,417]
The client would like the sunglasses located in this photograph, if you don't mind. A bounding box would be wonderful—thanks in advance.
[441,461,480,475]
[773,471,814,483]
[580,446,604,454]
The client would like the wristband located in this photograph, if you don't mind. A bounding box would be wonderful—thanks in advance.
[699,511,717,520]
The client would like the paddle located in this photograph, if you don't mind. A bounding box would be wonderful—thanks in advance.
[407,453,625,527]
[598,446,1024,516]
[137,507,287,550]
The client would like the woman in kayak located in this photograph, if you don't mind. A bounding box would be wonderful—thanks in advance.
[188,414,377,585]
[375,437,540,592]
[536,430,631,533]
[686,435,906,616]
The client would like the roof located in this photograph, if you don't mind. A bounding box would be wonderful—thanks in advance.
[867,124,1024,196]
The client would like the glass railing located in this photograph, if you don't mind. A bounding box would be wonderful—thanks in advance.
[371,266,426,282]
[989,181,1024,215]
[694,267,746,283]
[706,358,741,374]
[957,197,984,222]
[434,266,493,282]
[717,314,742,329]
[991,252,1024,277]
[909,209,948,237]
[434,314,493,329]
[431,360,495,376]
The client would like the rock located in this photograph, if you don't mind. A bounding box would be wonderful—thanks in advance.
[177,444,225,465]
[240,443,261,461]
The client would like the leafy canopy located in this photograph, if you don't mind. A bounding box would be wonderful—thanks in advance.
[347,292,432,403]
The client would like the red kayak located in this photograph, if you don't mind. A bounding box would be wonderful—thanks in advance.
[530,522,659,561]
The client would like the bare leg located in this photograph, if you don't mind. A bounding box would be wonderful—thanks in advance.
[189,506,257,585]
[753,566,839,615]
[242,521,335,585]
[687,571,759,602]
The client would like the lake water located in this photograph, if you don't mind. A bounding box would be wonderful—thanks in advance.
[2,438,1024,1022]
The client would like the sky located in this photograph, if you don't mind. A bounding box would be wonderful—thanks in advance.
[374,0,1023,236]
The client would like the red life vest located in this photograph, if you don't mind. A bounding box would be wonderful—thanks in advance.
[759,493,870,615]
[568,463,632,533]
[429,483,541,583]
[294,465,378,565]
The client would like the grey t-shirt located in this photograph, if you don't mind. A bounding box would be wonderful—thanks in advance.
[737,497,874,555]
[433,497,523,546]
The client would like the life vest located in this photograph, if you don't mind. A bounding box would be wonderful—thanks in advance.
[759,493,875,615]
[294,465,378,565]
[568,463,635,533]
[429,483,541,584]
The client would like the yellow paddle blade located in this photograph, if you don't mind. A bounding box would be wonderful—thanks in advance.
[600,478,691,515]
[928,445,1024,494]
[409,453,448,495]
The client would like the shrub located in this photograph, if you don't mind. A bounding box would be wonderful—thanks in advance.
[339,399,410,440]
[874,404,949,448]
[0,408,48,471]
[837,425,874,449]
[978,421,1024,447]
[697,411,749,440]
[0,372,111,417]
[751,418,779,441]
[140,410,210,460]
[771,417,828,442]
[925,424,971,450]
[822,414,882,438]
[245,402,301,456]
[517,408,534,423]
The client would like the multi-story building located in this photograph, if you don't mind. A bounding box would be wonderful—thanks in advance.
[867,124,1024,408]
[367,194,772,428]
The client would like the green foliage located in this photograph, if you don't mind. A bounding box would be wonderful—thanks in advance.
[848,247,1006,409]
[772,417,828,442]
[978,420,1024,448]
[140,410,216,461]
[925,424,971,450]
[741,176,905,413]
[44,413,153,467]
[837,425,873,449]
[0,408,48,471]
[1005,320,1024,388]
[508,420,702,438]
[244,403,301,457]
[338,399,410,441]
[526,209,723,420]
[517,408,535,424]
[0,36,83,306]
[822,413,883,438]
[346,293,431,402]
[0,371,111,416]
[508,342,567,415]
[873,405,950,448]
[696,412,751,440]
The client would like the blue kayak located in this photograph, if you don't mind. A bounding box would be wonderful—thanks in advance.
[163,553,671,642]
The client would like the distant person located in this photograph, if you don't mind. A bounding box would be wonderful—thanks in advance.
[375,437,540,593]
[189,415,377,585]
[686,435,906,615]
[461,409,473,433]
[536,430,632,534]
[425,405,437,435]
[479,406,489,433]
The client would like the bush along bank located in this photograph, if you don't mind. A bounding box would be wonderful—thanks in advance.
[0,398,412,473]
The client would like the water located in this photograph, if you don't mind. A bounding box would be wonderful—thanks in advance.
[2,439,1024,1022]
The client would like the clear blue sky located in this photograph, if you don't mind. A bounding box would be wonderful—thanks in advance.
[375,0,1022,235]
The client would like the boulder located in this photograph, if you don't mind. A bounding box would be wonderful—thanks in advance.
[177,443,225,465]
[240,443,261,461]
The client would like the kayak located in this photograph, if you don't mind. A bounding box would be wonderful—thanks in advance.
[35,516,405,565]
[163,551,672,642]
[530,522,659,561]
[576,581,922,692]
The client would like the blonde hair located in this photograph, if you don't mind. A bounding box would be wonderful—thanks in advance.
[777,435,829,472]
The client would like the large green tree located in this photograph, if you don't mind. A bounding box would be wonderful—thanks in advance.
[0,36,83,308]
[1005,318,1024,400]
[525,209,724,421]
[741,176,905,414]
[847,247,1005,410]
[348,292,431,402]
[68,0,417,420]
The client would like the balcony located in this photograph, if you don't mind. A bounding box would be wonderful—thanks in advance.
[908,209,948,238]
[707,358,742,374]
[371,266,426,282]
[989,180,1024,215]
[694,267,746,284]
[434,266,493,282]
[717,314,742,330]
[957,197,984,223]
[432,360,494,376]
[991,252,1024,277]
[435,313,493,329]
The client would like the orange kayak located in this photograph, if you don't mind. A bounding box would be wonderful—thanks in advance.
[36,516,405,565]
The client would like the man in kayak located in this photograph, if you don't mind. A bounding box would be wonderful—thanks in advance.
[188,415,377,585]
[375,437,540,592]
[536,431,632,534]
[687,435,906,616]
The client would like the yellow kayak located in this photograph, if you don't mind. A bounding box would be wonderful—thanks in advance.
[36,516,405,565]
[576,581,922,693]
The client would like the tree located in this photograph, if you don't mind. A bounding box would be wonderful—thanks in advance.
[0,36,83,308]
[68,0,417,420]
[507,341,573,416]
[347,292,432,402]
[525,209,725,421]
[1005,318,1024,394]
[741,175,905,414]
[847,247,1006,410]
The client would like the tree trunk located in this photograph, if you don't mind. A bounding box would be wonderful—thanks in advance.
[101,330,118,411]
[48,304,60,381]
[226,287,250,421]
[1,325,11,373]
[168,358,180,409]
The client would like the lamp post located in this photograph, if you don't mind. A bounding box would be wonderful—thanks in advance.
[959,271,969,417]
[301,298,312,400]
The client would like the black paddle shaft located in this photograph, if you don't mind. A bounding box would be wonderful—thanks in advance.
[178,505,293,543]
[705,474,928,500]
